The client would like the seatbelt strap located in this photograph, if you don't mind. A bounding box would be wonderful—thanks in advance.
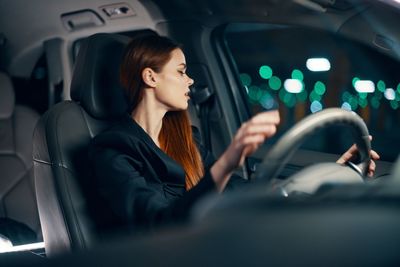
[44,38,64,107]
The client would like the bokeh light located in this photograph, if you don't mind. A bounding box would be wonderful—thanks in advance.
[352,77,360,87]
[341,102,352,111]
[268,76,282,90]
[384,88,396,100]
[284,79,303,93]
[296,88,308,102]
[358,97,367,108]
[259,65,273,79]
[291,69,304,81]
[358,92,367,99]
[377,80,386,92]
[310,101,323,113]
[314,81,326,95]
[354,80,375,93]
[306,58,331,72]
[342,91,351,102]
[259,91,275,109]
[348,95,358,110]
[240,73,252,86]
[248,85,262,101]
[390,100,399,110]
[309,90,322,102]
[371,96,380,109]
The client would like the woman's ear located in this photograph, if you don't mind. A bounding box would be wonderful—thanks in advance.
[142,67,157,88]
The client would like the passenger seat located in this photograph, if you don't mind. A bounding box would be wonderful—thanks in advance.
[0,72,41,245]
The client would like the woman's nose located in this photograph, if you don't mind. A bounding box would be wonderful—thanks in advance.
[187,75,194,86]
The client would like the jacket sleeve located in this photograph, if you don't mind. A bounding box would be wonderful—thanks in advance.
[191,126,249,192]
[88,132,217,230]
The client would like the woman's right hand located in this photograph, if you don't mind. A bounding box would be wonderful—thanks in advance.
[210,110,280,192]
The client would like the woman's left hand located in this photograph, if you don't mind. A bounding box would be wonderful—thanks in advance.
[336,135,380,177]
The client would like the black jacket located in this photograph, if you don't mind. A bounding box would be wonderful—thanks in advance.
[88,115,222,231]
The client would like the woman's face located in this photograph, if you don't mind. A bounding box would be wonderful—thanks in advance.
[153,48,194,111]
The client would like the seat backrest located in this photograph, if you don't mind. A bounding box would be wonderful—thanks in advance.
[0,72,41,244]
[33,33,131,257]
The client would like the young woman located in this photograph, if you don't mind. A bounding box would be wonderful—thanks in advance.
[88,34,379,231]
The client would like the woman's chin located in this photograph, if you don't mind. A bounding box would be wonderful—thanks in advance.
[169,103,189,111]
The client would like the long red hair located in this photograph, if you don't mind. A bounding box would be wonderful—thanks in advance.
[120,34,204,190]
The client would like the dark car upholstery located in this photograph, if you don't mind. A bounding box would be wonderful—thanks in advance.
[0,71,41,245]
[33,33,130,256]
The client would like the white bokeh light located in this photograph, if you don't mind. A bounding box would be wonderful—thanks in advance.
[354,80,375,93]
[306,58,331,72]
[284,79,303,93]
[384,88,396,100]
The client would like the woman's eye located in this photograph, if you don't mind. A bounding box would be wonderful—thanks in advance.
[178,70,186,75]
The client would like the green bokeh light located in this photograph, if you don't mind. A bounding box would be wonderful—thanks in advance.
[371,97,380,109]
[358,97,367,108]
[259,66,273,79]
[291,69,304,81]
[269,76,282,90]
[309,90,322,102]
[352,77,360,87]
[285,94,296,108]
[314,81,326,95]
[395,91,400,101]
[390,100,399,110]
[358,92,368,99]
[374,90,383,99]
[248,85,262,101]
[342,91,351,102]
[296,88,308,102]
[279,89,296,108]
[348,96,358,110]
[397,83,400,94]
[279,88,286,102]
[377,80,386,92]
[240,73,252,86]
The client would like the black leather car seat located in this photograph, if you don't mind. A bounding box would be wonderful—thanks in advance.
[33,33,130,257]
[0,72,41,245]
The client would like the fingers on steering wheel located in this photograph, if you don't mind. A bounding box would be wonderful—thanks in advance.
[368,159,376,177]
[250,110,280,124]
[370,149,380,160]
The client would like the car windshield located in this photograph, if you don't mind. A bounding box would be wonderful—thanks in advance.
[225,23,400,161]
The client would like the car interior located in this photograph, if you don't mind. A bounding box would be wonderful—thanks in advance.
[0,0,400,266]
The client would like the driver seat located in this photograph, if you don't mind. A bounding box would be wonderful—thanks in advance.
[33,33,130,256]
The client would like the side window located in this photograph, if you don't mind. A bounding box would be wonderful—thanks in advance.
[224,23,400,161]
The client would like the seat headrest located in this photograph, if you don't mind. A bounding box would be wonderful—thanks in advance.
[70,33,131,119]
[0,72,15,119]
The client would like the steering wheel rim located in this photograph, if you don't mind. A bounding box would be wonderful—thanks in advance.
[253,108,371,183]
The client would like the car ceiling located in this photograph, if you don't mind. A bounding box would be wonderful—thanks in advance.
[0,0,399,78]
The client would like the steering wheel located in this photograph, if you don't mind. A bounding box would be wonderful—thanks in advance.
[252,108,371,193]
[192,108,372,220]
